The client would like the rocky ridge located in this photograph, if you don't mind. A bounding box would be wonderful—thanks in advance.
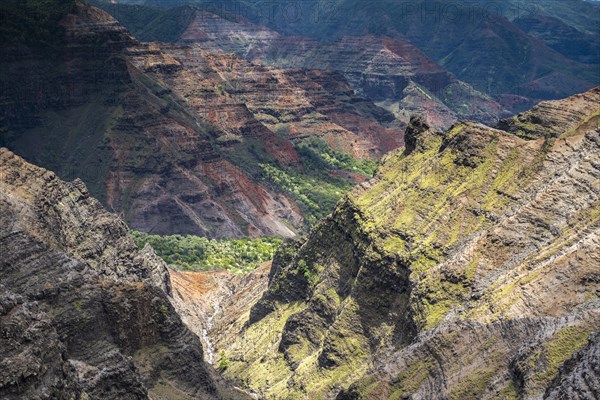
[0,147,247,400]
[186,87,600,399]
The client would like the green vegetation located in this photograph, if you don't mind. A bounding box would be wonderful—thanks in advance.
[297,260,320,288]
[259,137,376,226]
[295,137,377,177]
[530,325,592,389]
[131,231,281,273]
[218,350,230,371]
[223,301,308,395]
[259,163,348,226]
[352,123,550,330]
[448,367,497,400]
[390,359,434,399]
[219,125,377,228]
[497,382,519,400]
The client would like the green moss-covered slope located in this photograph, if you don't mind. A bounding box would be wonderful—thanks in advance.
[216,88,600,399]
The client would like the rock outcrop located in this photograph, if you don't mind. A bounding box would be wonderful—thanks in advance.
[0,148,247,400]
[202,88,600,399]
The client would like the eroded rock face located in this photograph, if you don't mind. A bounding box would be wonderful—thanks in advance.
[208,88,600,399]
[128,44,404,160]
[94,0,600,111]
[169,263,272,366]
[0,1,304,238]
[0,289,79,399]
[176,10,509,130]
[1,2,411,238]
[0,148,170,292]
[0,148,244,400]
[544,333,600,400]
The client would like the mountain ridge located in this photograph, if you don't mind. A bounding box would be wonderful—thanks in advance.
[0,146,251,399]
[92,0,600,110]
[174,87,600,399]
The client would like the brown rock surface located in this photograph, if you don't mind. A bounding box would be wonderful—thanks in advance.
[0,147,248,400]
[1,2,408,237]
[176,11,508,130]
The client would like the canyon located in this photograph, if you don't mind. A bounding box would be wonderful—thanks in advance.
[95,0,599,112]
[1,0,599,399]
[1,87,598,399]
[1,0,408,238]
[4,0,598,239]
[175,10,507,128]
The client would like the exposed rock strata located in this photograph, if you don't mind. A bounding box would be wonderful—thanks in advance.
[1,2,410,237]
[191,88,600,399]
[497,87,600,139]
[0,148,247,400]
[169,263,271,366]
[177,11,508,130]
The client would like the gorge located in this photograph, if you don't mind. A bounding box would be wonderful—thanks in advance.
[1,0,599,399]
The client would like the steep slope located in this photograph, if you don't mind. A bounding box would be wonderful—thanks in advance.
[86,3,199,42]
[514,14,600,64]
[97,4,508,129]
[497,87,600,139]
[497,0,600,38]
[128,44,403,156]
[182,17,505,128]
[1,0,407,237]
[169,262,272,368]
[0,148,248,399]
[98,0,599,109]
[202,87,600,399]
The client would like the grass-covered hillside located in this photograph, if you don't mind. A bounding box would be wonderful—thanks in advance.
[260,137,376,226]
[228,135,377,227]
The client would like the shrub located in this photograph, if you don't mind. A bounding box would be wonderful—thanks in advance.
[218,350,230,371]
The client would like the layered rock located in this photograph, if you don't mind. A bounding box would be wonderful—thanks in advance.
[0,146,170,291]
[0,1,308,238]
[128,44,404,159]
[0,147,253,400]
[497,87,600,139]
[94,0,599,113]
[175,10,507,130]
[1,1,411,237]
[200,88,600,399]
[169,263,272,367]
